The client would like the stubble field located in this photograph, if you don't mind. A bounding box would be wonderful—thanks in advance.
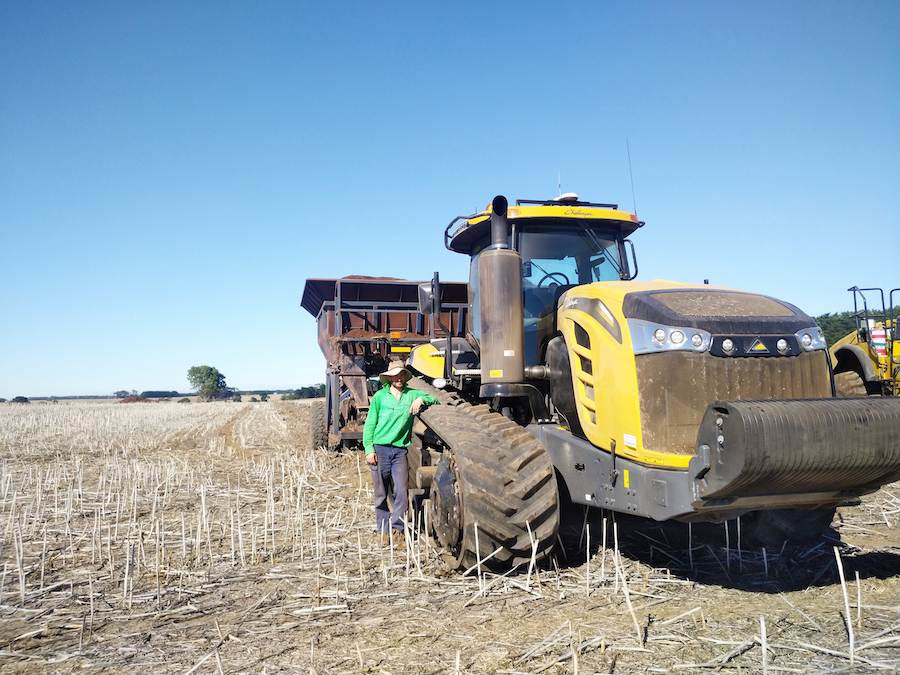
[1,399,898,674]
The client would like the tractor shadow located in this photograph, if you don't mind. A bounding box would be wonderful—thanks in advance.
[554,498,900,593]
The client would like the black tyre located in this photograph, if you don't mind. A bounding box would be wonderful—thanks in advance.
[309,398,327,450]
[834,370,869,397]
[416,393,560,572]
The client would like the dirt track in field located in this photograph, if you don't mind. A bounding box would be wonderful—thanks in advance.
[1,399,898,674]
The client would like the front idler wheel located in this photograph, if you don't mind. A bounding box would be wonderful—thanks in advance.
[429,455,463,556]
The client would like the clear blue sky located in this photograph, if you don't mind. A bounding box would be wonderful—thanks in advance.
[2,1,898,398]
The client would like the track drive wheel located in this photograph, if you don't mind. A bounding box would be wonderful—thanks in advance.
[415,391,560,572]
[309,399,327,450]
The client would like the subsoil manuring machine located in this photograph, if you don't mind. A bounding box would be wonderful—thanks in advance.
[303,195,900,571]
[300,276,468,452]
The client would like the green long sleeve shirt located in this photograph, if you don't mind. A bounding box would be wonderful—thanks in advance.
[362,384,439,455]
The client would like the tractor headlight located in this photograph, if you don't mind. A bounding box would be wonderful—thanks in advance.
[629,320,711,354]
[796,328,827,351]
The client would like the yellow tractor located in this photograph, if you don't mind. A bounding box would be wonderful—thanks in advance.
[830,286,899,396]
[305,195,900,570]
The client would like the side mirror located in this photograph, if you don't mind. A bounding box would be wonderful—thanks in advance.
[418,282,434,315]
[624,239,639,280]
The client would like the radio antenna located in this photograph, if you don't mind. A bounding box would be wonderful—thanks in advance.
[558,171,561,197]
[627,139,638,216]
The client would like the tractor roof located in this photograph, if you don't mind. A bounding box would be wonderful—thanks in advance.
[446,196,643,255]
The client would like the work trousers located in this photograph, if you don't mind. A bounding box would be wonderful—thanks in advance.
[370,444,408,534]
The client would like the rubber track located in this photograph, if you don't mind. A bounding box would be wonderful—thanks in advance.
[409,378,560,569]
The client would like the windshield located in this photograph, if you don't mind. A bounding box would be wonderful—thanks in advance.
[518,222,625,364]
[468,220,626,364]
[520,223,623,287]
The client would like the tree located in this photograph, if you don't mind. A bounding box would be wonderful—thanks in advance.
[114,390,130,398]
[187,366,232,401]
[281,384,326,400]
[814,310,858,348]
[11,396,30,404]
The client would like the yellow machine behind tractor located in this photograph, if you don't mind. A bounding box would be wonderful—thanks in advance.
[830,286,899,397]
[303,194,900,570]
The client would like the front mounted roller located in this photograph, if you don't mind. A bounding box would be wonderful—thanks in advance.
[415,389,560,572]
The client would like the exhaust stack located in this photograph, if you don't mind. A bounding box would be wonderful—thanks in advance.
[479,195,526,391]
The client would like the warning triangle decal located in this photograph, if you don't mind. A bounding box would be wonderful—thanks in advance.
[749,339,768,353]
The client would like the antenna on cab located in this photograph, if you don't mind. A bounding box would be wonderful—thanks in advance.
[627,139,638,216]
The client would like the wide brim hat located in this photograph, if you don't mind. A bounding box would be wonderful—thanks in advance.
[379,362,412,384]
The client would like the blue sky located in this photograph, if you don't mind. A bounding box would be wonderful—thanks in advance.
[2,1,898,398]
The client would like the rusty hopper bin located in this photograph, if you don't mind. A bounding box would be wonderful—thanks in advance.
[301,276,468,450]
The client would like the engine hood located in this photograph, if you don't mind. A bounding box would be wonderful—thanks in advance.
[622,288,816,334]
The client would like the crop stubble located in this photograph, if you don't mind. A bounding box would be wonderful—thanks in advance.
[1,400,897,674]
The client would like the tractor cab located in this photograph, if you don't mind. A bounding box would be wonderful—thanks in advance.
[445,195,643,366]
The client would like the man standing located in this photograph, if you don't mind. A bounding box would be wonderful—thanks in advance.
[362,361,439,545]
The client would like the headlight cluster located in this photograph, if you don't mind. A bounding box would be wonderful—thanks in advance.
[630,321,826,357]
[796,327,827,351]
[629,319,711,354]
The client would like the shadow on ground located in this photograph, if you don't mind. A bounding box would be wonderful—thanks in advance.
[555,498,900,593]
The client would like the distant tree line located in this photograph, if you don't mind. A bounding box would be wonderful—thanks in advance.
[185,364,325,402]
[281,384,326,400]
[5,387,325,402]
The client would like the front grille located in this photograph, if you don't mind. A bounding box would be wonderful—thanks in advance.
[636,350,832,455]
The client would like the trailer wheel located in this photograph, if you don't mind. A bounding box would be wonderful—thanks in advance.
[309,399,327,450]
